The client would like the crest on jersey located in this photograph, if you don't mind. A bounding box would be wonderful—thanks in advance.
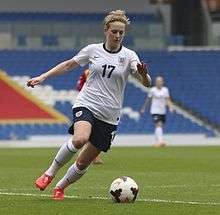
[118,56,125,64]
[75,111,82,117]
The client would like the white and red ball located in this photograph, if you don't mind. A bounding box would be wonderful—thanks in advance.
[109,176,139,203]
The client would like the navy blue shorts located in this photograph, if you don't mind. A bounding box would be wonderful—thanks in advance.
[152,114,166,124]
[68,107,117,152]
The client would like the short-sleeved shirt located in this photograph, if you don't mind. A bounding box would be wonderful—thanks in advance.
[72,43,140,125]
[149,86,170,115]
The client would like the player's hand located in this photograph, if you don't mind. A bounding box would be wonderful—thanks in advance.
[137,62,151,87]
[137,62,149,76]
[26,75,46,88]
[169,107,174,113]
[140,108,145,115]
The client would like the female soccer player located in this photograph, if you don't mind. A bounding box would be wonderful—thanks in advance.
[76,69,103,164]
[140,76,173,147]
[27,9,151,200]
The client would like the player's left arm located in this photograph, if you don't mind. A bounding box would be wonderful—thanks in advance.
[132,62,151,87]
[140,96,151,115]
[166,97,174,113]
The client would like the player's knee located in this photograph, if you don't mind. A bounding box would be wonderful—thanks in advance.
[71,135,89,149]
[156,122,163,127]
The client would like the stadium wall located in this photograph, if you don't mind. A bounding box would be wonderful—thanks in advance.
[0,134,220,148]
[0,0,153,13]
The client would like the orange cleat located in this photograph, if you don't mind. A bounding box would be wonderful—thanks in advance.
[52,187,64,201]
[35,173,53,191]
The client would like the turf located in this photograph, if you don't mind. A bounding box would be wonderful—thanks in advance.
[1,146,220,215]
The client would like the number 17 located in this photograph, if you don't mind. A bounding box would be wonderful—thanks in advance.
[102,64,116,78]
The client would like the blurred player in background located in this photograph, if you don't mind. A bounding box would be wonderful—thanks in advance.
[140,76,173,147]
[27,9,151,200]
[76,69,103,164]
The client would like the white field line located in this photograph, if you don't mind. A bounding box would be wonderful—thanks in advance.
[0,186,107,191]
[145,184,220,188]
[1,183,220,192]
[0,188,36,191]
[137,198,220,206]
[1,190,220,206]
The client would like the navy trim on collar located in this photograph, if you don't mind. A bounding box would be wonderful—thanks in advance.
[103,43,122,54]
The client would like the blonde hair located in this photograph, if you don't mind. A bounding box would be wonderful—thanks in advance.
[103,10,130,29]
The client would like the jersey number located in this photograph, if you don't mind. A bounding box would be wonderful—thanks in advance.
[102,64,115,78]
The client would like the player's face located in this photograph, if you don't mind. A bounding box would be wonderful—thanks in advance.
[156,77,164,88]
[105,21,126,48]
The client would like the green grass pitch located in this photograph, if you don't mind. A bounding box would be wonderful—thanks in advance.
[1,146,220,215]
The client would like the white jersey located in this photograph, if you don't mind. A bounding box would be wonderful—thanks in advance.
[72,43,140,125]
[149,86,170,115]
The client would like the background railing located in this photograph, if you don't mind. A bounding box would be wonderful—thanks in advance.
[0,12,166,50]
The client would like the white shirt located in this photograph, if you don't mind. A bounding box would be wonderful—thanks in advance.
[72,43,140,125]
[149,86,170,115]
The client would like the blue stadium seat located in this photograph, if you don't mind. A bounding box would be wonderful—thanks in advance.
[17,35,27,46]
[0,49,218,139]
[0,12,158,23]
[167,35,184,45]
[42,35,59,47]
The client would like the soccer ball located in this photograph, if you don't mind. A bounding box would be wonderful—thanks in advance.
[109,176,139,203]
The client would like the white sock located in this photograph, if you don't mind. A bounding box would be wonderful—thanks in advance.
[45,139,78,177]
[55,162,87,190]
[155,126,163,142]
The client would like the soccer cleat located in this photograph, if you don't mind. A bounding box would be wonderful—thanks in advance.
[92,155,103,165]
[154,141,166,148]
[92,157,103,165]
[52,187,64,201]
[35,173,53,191]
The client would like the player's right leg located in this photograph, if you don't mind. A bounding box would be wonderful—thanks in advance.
[35,120,92,191]
[52,141,101,200]
[52,116,116,200]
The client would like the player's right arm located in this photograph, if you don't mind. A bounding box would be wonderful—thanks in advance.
[27,58,79,88]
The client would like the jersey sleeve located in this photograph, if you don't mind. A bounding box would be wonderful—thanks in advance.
[72,45,92,67]
[129,51,141,74]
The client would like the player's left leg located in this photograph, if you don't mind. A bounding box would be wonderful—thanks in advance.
[52,142,101,200]
[35,137,78,191]
[154,121,166,147]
